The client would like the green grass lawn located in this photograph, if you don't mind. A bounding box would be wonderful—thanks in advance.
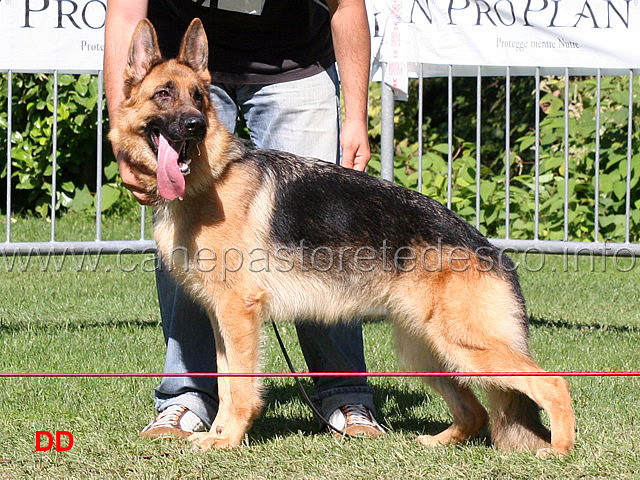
[0,214,639,479]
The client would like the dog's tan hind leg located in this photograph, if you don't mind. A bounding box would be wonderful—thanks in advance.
[393,323,488,448]
[416,379,489,447]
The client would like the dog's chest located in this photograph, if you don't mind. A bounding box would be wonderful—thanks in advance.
[152,202,257,284]
[153,212,189,273]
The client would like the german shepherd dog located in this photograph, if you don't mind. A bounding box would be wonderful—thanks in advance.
[109,19,575,457]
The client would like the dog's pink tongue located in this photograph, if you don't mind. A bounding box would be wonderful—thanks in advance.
[157,134,185,201]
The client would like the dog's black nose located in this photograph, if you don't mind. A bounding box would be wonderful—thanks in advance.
[183,115,206,138]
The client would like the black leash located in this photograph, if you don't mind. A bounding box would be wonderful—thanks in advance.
[270,320,355,438]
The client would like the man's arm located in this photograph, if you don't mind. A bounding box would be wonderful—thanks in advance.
[104,0,151,204]
[327,0,371,171]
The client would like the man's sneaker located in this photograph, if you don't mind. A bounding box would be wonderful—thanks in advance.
[140,405,207,439]
[328,404,385,437]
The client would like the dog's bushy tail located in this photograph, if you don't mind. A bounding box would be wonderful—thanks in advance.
[486,388,551,452]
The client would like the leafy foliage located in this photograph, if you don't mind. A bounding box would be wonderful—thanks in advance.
[1,72,638,244]
[367,75,639,243]
[0,72,135,217]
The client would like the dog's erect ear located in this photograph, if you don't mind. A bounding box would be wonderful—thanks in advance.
[177,18,209,75]
[124,19,162,96]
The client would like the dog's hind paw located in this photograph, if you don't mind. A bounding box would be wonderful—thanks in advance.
[416,434,449,447]
[417,426,477,448]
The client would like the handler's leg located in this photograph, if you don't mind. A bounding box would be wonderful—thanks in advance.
[140,266,218,438]
[238,67,381,434]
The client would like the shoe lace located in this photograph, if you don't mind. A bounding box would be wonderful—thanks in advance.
[154,405,187,427]
[342,404,373,426]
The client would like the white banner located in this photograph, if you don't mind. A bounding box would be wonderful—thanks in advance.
[2,0,638,77]
[370,0,640,93]
[0,0,106,72]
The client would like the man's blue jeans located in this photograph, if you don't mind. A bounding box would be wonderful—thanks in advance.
[153,66,375,426]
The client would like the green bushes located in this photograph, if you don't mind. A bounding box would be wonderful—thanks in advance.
[0,72,134,217]
[1,71,638,243]
[367,75,639,243]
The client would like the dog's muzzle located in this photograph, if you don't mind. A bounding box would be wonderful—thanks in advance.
[147,114,206,201]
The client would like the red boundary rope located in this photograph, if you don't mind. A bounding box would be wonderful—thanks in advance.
[0,371,638,378]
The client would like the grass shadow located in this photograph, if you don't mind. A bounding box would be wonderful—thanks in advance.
[372,382,491,446]
[529,315,638,333]
[249,381,492,445]
[250,382,318,440]
[0,317,160,334]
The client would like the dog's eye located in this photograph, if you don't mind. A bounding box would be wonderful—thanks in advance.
[153,89,171,100]
[193,88,204,105]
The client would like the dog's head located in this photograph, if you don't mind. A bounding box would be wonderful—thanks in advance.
[109,18,219,202]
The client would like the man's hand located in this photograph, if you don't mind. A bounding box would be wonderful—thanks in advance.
[328,0,371,172]
[117,150,155,205]
[340,118,371,172]
[105,0,150,204]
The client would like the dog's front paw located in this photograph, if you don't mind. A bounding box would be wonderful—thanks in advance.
[188,432,239,450]
[536,447,569,459]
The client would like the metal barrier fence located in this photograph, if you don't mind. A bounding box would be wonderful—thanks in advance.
[1,66,638,257]
[1,69,154,256]
[379,65,639,257]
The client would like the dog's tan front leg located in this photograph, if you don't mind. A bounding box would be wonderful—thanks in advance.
[189,291,265,450]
